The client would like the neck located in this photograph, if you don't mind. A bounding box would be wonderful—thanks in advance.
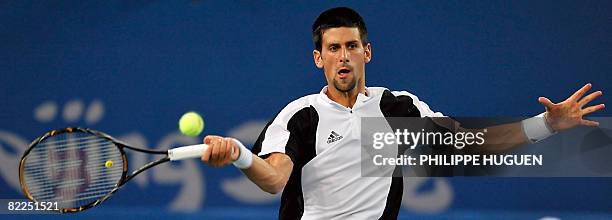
[325,84,366,109]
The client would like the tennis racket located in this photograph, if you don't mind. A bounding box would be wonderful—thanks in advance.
[19,127,208,213]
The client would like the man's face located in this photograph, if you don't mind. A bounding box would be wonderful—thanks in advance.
[313,27,371,93]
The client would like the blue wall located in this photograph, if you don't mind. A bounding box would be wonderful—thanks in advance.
[1,1,611,219]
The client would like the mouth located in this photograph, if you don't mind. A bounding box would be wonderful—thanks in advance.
[337,68,352,79]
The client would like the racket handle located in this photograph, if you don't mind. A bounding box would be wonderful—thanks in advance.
[168,144,209,161]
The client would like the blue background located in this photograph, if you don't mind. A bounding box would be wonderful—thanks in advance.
[1,1,611,219]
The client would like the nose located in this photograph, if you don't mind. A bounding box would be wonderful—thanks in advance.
[339,47,349,63]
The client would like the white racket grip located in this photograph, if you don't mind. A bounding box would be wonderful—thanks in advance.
[168,144,209,161]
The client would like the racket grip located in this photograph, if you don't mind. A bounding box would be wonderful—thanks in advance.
[168,144,209,161]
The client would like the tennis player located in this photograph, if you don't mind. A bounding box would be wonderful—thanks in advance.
[200,7,605,219]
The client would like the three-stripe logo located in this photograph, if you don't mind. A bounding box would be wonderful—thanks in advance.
[326,131,343,144]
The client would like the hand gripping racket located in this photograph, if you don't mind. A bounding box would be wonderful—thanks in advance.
[18,127,208,213]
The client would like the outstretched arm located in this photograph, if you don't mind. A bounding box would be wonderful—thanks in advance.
[241,152,293,194]
[200,135,293,194]
[464,83,604,154]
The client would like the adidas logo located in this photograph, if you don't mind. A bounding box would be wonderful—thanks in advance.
[326,131,343,144]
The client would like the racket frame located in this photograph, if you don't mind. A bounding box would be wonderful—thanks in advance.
[19,127,171,213]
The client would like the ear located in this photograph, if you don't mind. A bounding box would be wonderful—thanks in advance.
[313,50,323,69]
[364,43,372,63]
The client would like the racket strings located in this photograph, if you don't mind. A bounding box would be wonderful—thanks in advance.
[22,132,124,210]
[36,135,106,146]
[36,182,119,201]
[24,163,122,180]
[37,138,114,152]
[25,172,123,194]
[24,146,119,171]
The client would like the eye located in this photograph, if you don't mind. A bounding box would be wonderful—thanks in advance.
[348,43,357,49]
[329,45,338,52]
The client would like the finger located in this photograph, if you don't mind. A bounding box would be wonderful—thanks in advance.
[538,97,555,109]
[569,83,592,101]
[582,104,605,115]
[204,135,221,144]
[201,144,211,162]
[581,119,600,127]
[210,138,221,162]
[578,91,603,107]
[218,138,229,163]
[224,138,233,161]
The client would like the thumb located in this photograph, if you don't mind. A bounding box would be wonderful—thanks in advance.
[538,97,555,109]
[231,141,241,161]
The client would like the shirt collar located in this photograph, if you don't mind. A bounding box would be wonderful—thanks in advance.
[319,86,373,106]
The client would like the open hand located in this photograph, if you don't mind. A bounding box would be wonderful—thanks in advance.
[538,83,605,132]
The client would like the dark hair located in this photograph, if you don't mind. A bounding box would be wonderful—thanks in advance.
[312,7,368,51]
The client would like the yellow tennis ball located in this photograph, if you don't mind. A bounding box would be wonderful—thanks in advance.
[105,160,113,168]
[179,111,204,137]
